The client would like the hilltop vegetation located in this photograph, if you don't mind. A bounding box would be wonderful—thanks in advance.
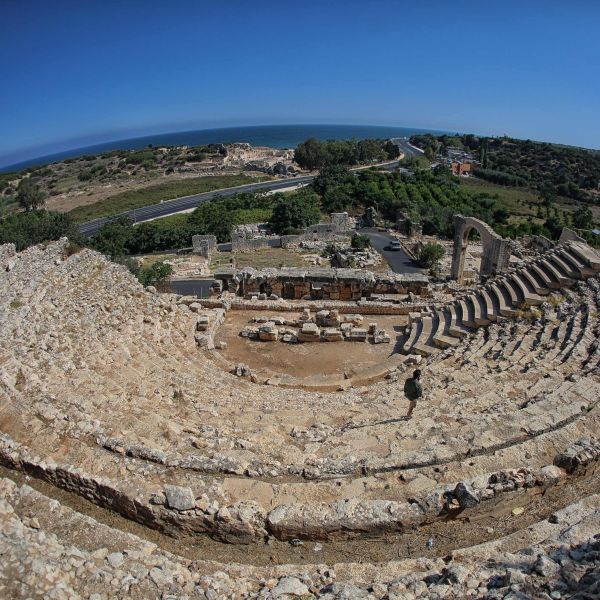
[0,143,274,219]
[410,133,600,203]
[294,137,399,170]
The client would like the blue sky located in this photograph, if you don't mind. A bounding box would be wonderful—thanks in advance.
[1,0,599,166]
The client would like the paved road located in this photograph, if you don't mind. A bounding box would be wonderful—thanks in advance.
[359,228,425,274]
[390,137,424,158]
[78,160,401,236]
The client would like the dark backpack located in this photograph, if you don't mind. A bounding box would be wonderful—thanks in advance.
[404,378,421,401]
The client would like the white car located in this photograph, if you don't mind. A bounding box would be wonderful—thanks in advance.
[388,240,402,251]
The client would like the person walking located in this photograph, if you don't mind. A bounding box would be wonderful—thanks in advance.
[404,369,422,419]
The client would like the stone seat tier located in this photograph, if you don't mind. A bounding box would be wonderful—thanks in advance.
[497,276,521,307]
[402,316,423,353]
[411,315,437,356]
[548,252,580,279]
[558,245,597,278]
[527,262,560,291]
[458,297,476,329]
[431,309,460,349]
[568,241,600,270]
[467,294,489,326]
[537,257,575,288]
[478,288,498,321]
[488,282,517,317]
[519,267,549,295]
[509,272,545,306]
[447,304,472,338]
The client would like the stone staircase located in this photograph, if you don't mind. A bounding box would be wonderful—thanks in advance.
[403,241,600,357]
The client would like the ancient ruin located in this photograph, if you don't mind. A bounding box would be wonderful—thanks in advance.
[451,214,512,283]
[1,236,600,598]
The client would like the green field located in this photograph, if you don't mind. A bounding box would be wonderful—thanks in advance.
[68,174,271,223]
[461,177,542,217]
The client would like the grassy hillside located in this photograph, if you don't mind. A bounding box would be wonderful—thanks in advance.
[68,174,269,222]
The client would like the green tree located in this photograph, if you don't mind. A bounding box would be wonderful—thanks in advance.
[312,165,355,196]
[138,261,173,288]
[17,178,46,212]
[90,217,134,257]
[415,242,445,273]
[0,210,81,251]
[268,190,321,234]
[572,205,594,229]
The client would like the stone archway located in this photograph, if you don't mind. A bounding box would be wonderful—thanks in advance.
[451,215,511,283]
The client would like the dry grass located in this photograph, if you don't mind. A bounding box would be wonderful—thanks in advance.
[210,247,319,270]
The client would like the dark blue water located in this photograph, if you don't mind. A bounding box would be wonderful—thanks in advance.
[3,124,447,172]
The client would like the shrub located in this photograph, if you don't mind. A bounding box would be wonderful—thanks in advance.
[415,242,445,272]
[350,233,371,250]
[138,261,173,288]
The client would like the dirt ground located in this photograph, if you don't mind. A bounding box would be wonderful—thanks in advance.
[214,311,407,378]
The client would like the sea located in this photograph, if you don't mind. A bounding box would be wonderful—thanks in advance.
[2,124,449,172]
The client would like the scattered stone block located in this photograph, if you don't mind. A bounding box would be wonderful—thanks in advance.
[233,363,252,377]
[345,327,367,341]
[343,314,364,325]
[258,323,279,341]
[298,322,321,342]
[196,315,210,331]
[373,329,391,344]
[164,485,195,511]
[322,328,344,342]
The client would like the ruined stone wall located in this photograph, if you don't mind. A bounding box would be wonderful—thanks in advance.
[230,235,281,252]
[195,297,440,315]
[192,234,217,258]
[213,267,429,300]
[559,227,587,244]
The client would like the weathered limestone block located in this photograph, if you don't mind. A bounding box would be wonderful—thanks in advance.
[322,328,344,342]
[373,329,391,344]
[267,499,425,539]
[554,438,600,473]
[345,328,367,341]
[164,485,195,511]
[258,322,278,342]
[298,322,321,342]
[196,315,210,331]
[213,501,268,544]
[343,314,363,325]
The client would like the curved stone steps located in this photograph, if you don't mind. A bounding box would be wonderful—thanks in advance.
[537,257,574,288]
[489,282,516,317]
[448,303,472,338]
[509,272,544,306]
[479,288,498,322]
[432,309,460,349]
[519,267,549,295]
[459,297,477,329]
[558,245,595,278]
[528,262,560,291]
[469,293,490,326]
[549,252,580,279]
[411,315,437,356]
[497,276,521,307]
[402,316,423,354]
[568,241,600,271]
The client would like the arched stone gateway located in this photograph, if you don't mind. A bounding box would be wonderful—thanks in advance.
[451,214,511,282]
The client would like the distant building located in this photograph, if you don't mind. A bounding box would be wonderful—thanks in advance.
[450,161,472,176]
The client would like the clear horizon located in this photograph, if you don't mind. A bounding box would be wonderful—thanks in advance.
[2,0,599,166]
